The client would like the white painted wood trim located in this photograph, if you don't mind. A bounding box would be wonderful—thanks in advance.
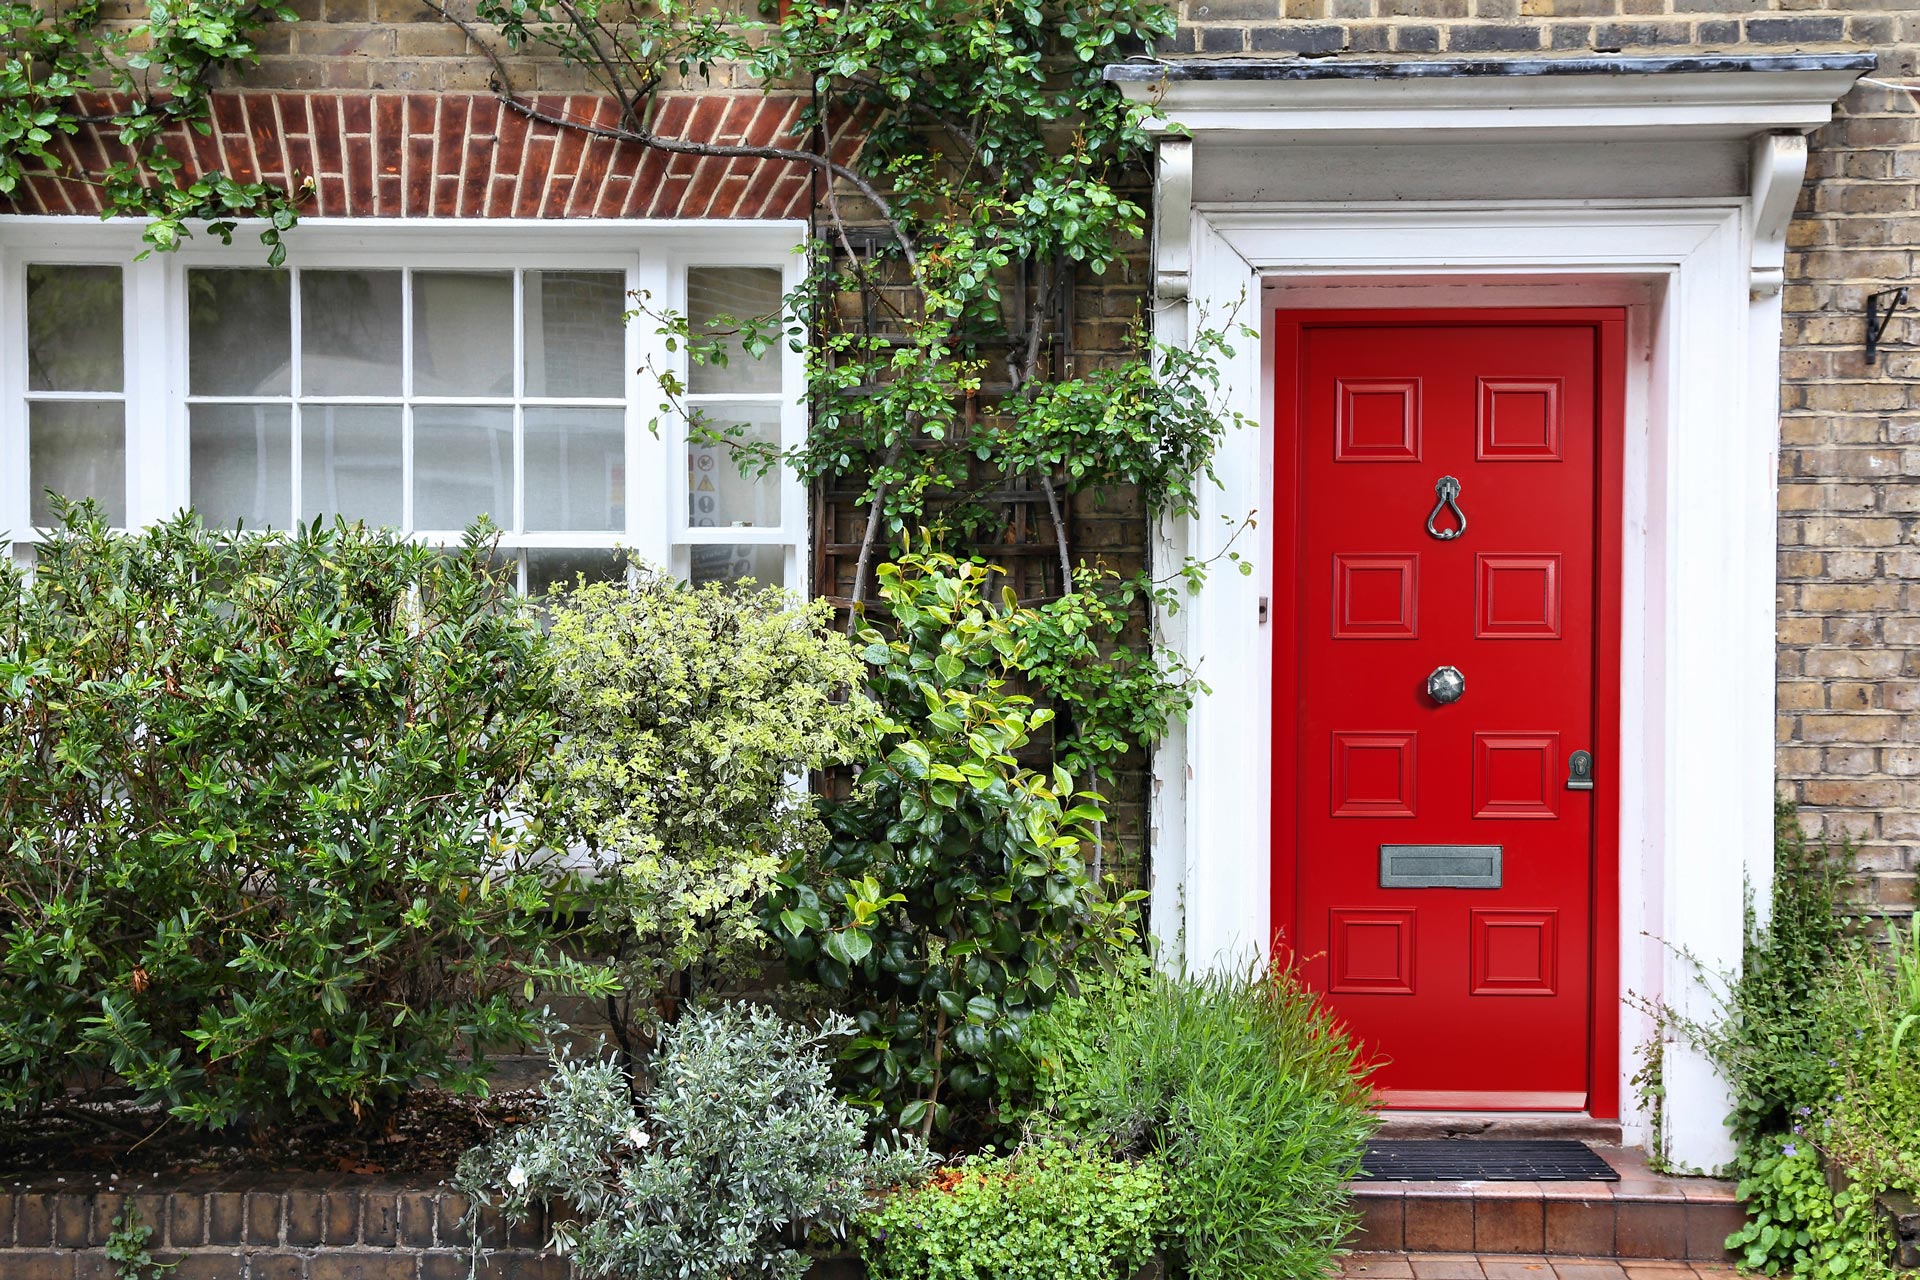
[1116,63,1866,141]
[1749,134,1810,301]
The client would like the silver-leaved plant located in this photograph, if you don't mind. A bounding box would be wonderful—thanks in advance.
[455,1003,930,1279]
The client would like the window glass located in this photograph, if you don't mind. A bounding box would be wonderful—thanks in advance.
[188,270,290,396]
[413,406,513,530]
[30,402,125,526]
[302,405,403,528]
[686,267,784,394]
[525,271,626,398]
[687,404,780,529]
[414,272,513,398]
[27,265,123,392]
[528,547,629,598]
[190,404,292,530]
[526,407,625,532]
[301,270,402,397]
[690,543,784,590]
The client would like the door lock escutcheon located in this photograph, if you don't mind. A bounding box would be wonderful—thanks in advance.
[1567,750,1595,791]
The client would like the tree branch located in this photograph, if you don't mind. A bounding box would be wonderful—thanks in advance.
[415,0,920,271]
[553,0,647,130]
[847,435,906,628]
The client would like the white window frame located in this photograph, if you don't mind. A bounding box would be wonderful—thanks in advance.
[0,217,810,592]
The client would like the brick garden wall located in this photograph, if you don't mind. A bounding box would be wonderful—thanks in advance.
[0,1176,555,1279]
[0,1176,865,1279]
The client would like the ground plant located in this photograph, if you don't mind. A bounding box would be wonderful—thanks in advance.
[457,1003,929,1280]
[0,505,610,1130]
[1019,962,1377,1280]
[859,1143,1165,1280]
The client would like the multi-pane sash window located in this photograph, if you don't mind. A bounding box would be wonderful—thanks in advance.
[2,226,807,593]
[186,266,632,593]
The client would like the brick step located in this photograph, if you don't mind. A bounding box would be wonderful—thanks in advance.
[1350,1147,1742,1261]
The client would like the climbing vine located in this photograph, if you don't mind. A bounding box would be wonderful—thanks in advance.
[2,0,304,260]
[3,0,1249,808]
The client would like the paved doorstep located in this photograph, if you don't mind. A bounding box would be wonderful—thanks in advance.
[1341,1253,1744,1280]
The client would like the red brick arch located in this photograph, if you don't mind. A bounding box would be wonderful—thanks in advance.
[7,91,858,220]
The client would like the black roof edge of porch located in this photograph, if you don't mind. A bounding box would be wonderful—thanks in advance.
[1101,52,1880,83]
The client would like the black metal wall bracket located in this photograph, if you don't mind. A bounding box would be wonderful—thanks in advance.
[1867,287,1910,366]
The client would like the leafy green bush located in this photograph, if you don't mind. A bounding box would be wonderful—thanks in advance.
[761,550,1143,1140]
[0,505,609,1128]
[1008,563,1200,788]
[1020,964,1376,1280]
[456,1004,929,1280]
[539,570,874,1005]
[860,1144,1165,1280]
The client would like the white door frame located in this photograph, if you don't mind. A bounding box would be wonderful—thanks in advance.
[1114,55,1869,1171]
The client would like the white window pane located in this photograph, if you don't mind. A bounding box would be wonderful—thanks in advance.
[525,407,624,532]
[29,401,125,526]
[27,264,122,392]
[302,270,402,396]
[414,272,512,398]
[527,548,627,598]
[413,406,513,531]
[188,269,291,396]
[524,270,626,398]
[191,404,292,530]
[690,544,784,590]
[301,405,402,528]
[688,404,780,529]
[686,267,784,394]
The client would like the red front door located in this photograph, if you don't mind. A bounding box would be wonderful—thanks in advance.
[1273,309,1623,1113]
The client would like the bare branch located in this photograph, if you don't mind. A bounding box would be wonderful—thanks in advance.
[553,0,646,130]
[512,94,920,273]
[847,435,906,628]
[1040,473,1070,591]
[414,0,922,273]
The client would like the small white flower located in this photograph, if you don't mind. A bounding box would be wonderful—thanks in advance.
[627,1126,651,1148]
[506,1164,528,1189]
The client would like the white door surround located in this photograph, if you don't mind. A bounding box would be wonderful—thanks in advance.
[1108,53,1872,1171]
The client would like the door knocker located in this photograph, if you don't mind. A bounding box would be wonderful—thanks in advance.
[1426,475,1467,541]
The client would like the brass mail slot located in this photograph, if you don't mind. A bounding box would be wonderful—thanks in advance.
[1379,844,1503,889]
